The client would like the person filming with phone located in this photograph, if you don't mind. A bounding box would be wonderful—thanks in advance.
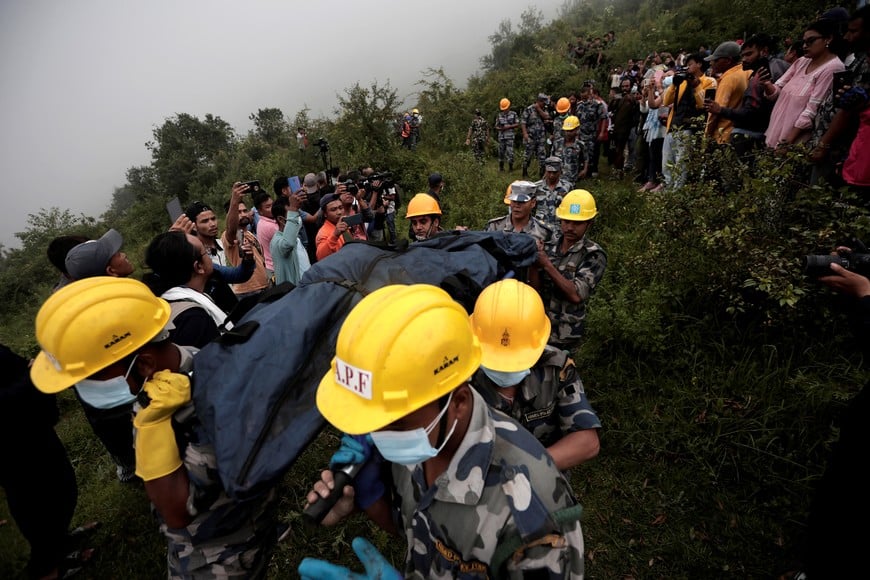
[315,193,353,260]
[704,34,781,161]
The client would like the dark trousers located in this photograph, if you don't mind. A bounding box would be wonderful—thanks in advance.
[648,137,664,184]
[1,429,77,577]
[76,393,136,471]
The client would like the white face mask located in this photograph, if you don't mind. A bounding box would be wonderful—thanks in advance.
[481,366,531,388]
[371,391,458,465]
[75,355,138,410]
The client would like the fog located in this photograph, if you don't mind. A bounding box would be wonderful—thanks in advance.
[0,0,560,250]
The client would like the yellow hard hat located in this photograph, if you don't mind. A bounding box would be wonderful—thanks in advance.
[499,98,511,111]
[556,189,598,221]
[316,284,482,434]
[405,193,442,218]
[470,279,550,372]
[30,277,171,394]
[562,115,580,131]
[556,97,571,114]
[504,183,512,205]
[412,108,419,114]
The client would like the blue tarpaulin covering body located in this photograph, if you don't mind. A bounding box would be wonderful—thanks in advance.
[192,231,536,501]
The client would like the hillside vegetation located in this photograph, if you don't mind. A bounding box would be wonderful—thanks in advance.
[1,1,864,577]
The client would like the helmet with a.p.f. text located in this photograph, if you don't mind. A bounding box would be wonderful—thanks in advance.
[316,284,482,434]
[470,279,550,372]
[30,277,171,394]
[499,98,511,111]
[562,115,580,131]
[555,97,571,114]
[405,193,442,218]
[556,189,598,222]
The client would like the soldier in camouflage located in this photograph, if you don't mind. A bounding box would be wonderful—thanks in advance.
[153,347,280,579]
[469,279,601,472]
[484,180,554,245]
[551,97,572,155]
[529,190,607,351]
[574,84,608,177]
[521,93,552,179]
[552,116,588,187]
[30,279,282,580]
[496,98,520,172]
[465,109,489,164]
[301,284,585,579]
[534,156,574,228]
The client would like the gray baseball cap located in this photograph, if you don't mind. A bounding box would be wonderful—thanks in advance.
[303,173,318,194]
[64,229,123,280]
[705,41,741,62]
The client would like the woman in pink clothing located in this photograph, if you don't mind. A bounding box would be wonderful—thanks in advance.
[762,20,845,150]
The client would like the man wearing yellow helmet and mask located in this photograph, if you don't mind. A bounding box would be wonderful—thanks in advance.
[495,97,520,172]
[30,277,281,579]
[529,189,607,351]
[300,284,585,579]
[469,279,601,472]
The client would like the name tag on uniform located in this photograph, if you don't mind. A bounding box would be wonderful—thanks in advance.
[524,403,555,423]
[334,358,373,400]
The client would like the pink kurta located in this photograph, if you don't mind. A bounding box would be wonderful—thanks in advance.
[843,106,870,187]
[764,56,844,148]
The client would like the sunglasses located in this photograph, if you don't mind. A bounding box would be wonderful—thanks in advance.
[802,35,824,46]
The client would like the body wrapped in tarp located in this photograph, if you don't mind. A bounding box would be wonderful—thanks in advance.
[191,231,537,501]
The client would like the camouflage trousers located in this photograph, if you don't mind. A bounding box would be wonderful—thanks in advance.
[524,136,547,173]
[471,138,487,163]
[499,137,515,165]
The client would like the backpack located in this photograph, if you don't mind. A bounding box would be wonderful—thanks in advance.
[192,232,537,500]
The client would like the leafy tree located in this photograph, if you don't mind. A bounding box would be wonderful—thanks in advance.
[146,113,236,203]
[249,107,291,147]
[331,81,401,164]
[0,208,101,352]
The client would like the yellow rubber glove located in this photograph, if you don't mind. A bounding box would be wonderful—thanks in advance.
[133,371,191,481]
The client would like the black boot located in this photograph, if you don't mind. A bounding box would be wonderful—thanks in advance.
[499,162,504,172]
[509,162,514,172]
[522,163,529,178]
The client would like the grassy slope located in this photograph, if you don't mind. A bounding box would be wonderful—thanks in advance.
[3,152,863,579]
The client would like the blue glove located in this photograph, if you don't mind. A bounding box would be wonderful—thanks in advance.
[330,434,386,510]
[329,434,373,467]
[298,536,402,580]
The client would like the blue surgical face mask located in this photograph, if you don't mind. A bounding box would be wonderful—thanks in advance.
[481,366,530,388]
[74,355,138,410]
[662,75,674,88]
[371,391,457,465]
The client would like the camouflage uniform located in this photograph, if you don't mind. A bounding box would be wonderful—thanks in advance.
[552,140,586,187]
[542,234,607,350]
[471,345,601,449]
[484,214,554,245]
[533,178,574,228]
[574,100,606,172]
[144,347,281,579]
[390,388,585,579]
[551,113,569,156]
[468,116,489,163]
[496,110,520,168]
[521,104,548,177]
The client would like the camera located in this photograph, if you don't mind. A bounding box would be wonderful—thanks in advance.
[315,138,330,153]
[672,73,689,86]
[803,251,870,278]
[341,179,358,195]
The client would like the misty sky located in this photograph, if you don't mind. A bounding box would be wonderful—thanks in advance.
[0,0,561,250]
